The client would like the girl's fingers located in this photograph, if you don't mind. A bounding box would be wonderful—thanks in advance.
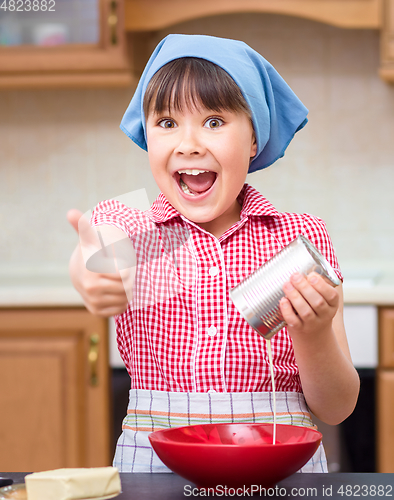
[86,291,129,316]
[83,276,124,297]
[283,279,318,320]
[86,302,129,317]
[306,273,339,307]
[81,274,130,316]
[282,272,337,320]
[98,269,135,303]
[97,274,128,293]
[279,297,300,328]
[70,237,132,317]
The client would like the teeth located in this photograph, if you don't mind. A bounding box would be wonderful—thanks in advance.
[180,178,196,196]
[177,169,209,175]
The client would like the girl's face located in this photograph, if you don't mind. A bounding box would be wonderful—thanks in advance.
[146,103,257,238]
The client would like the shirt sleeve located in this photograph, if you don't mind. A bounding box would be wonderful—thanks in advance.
[90,199,138,237]
[301,213,343,282]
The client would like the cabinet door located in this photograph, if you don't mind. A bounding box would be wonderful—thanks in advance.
[377,370,394,472]
[377,308,394,472]
[380,0,394,82]
[0,0,132,88]
[379,308,394,368]
[0,309,110,472]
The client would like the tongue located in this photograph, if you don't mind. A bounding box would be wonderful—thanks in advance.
[180,171,216,194]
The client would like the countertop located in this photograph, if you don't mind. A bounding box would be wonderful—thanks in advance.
[1,284,394,308]
[0,270,84,307]
[1,472,393,499]
[341,274,394,304]
[0,283,84,307]
[1,264,394,307]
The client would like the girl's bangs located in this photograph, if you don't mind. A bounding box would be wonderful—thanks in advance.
[143,58,251,118]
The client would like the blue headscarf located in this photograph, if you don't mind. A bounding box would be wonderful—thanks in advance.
[120,34,308,173]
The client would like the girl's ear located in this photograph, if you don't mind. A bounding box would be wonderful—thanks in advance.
[250,134,258,159]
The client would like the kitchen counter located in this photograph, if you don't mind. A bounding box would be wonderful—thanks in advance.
[1,263,394,307]
[0,270,84,307]
[1,282,394,307]
[341,264,394,305]
[342,278,394,305]
[2,472,394,499]
[0,284,84,307]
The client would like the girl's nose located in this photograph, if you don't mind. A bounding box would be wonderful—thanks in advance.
[174,129,205,156]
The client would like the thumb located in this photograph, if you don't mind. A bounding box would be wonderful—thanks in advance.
[67,209,83,234]
[76,210,102,250]
[67,208,103,257]
[67,208,103,249]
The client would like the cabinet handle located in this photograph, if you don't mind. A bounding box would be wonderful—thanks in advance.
[108,1,118,45]
[89,333,100,386]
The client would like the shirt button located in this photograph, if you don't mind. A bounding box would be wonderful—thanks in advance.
[208,389,216,393]
[207,325,217,337]
[209,266,219,277]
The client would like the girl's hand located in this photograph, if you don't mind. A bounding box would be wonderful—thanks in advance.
[67,209,131,317]
[279,272,339,340]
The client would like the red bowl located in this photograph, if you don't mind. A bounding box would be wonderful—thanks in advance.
[149,423,322,488]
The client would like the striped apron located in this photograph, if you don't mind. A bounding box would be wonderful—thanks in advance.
[113,389,327,473]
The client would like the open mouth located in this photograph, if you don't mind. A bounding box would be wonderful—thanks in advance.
[175,169,217,197]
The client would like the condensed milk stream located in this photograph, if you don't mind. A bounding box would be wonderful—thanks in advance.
[266,339,276,444]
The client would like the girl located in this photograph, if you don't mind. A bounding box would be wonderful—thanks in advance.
[68,34,360,473]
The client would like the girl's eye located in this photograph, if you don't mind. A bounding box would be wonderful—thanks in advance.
[159,119,176,129]
[204,118,224,129]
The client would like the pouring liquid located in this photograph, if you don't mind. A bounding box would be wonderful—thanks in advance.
[266,339,276,445]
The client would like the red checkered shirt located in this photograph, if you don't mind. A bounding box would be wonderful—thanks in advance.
[92,184,342,394]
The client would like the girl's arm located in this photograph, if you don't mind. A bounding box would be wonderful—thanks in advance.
[280,273,360,425]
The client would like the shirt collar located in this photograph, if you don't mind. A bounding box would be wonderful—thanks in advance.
[148,192,180,223]
[147,183,281,224]
[238,184,281,219]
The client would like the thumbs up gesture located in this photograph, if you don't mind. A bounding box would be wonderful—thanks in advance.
[67,209,134,317]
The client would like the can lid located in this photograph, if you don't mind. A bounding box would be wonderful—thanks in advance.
[297,235,341,286]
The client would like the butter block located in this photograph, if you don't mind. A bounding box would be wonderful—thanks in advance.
[25,467,121,500]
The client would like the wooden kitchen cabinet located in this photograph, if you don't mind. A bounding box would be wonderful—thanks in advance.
[125,0,382,31]
[377,308,394,472]
[0,0,132,89]
[0,308,111,472]
[380,0,394,82]
[125,0,394,84]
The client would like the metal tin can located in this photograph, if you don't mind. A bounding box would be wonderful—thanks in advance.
[229,234,341,340]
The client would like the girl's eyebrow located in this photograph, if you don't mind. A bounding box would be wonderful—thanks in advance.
[149,108,172,117]
[148,106,231,119]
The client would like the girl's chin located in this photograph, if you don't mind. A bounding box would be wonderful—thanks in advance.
[175,203,217,224]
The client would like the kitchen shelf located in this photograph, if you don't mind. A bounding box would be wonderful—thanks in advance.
[0,0,133,89]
